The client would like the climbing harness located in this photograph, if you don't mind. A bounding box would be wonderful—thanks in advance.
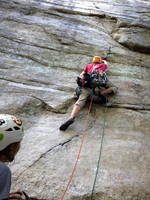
[75,86,108,105]
[76,71,107,89]
[90,71,107,88]
[76,71,108,105]
[60,98,108,200]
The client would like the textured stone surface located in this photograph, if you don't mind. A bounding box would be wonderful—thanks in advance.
[0,0,150,199]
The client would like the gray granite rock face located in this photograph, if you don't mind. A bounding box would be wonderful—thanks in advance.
[0,0,150,199]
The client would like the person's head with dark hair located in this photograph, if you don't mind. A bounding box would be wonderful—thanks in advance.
[0,114,24,162]
[0,114,24,200]
[0,115,45,200]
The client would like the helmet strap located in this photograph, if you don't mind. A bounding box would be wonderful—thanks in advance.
[5,151,15,162]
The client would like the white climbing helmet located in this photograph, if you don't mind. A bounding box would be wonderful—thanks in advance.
[0,114,24,151]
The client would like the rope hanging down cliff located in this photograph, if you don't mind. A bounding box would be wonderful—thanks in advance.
[60,98,108,200]
[91,107,107,200]
[60,97,94,200]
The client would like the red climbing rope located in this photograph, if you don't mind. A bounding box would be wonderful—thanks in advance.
[60,97,94,200]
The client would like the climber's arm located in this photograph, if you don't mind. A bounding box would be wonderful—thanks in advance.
[79,71,85,78]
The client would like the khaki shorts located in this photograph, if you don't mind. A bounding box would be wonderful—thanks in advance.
[75,80,117,108]
[75,88,90,108]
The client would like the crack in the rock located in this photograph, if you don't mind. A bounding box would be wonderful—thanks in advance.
[0,77,24,84]
[29,135,79,167]
[31,95,74,114]
[15,134,79,180]
[0,49,49,66]
[110,103,150,111]
[0,75,75,92]
[0,33,61,53]
[1,77,149,112]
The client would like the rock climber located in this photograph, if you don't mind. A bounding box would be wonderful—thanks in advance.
[59,56,117,131]
[0,114,44,200]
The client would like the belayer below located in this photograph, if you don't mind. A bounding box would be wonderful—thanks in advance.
[59,56,117,131]
[0,114,46,200]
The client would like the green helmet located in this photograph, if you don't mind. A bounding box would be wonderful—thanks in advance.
[0,114,24,151]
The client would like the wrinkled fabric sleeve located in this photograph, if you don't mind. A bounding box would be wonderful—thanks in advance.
[100,63,108,72]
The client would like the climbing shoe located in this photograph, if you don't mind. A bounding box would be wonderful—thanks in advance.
[59,117,75,131]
